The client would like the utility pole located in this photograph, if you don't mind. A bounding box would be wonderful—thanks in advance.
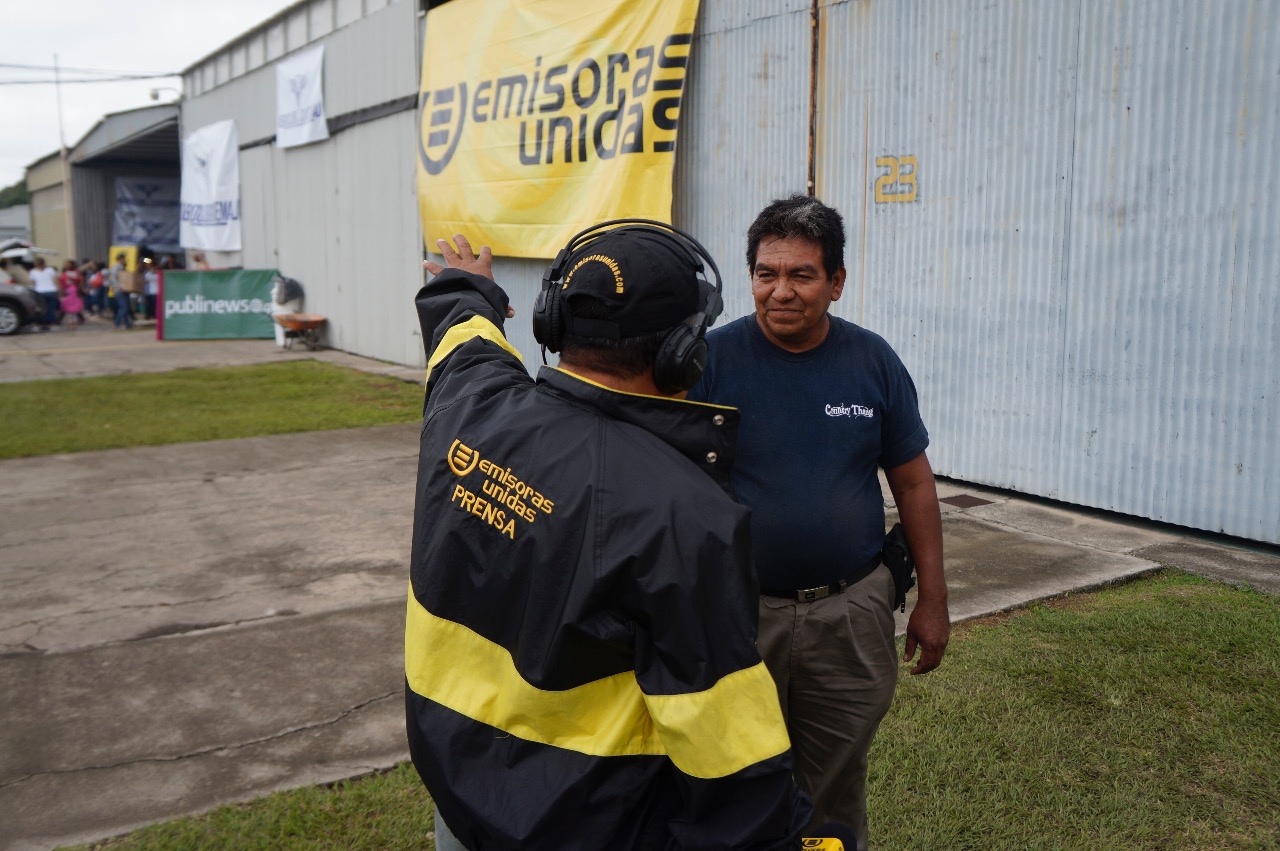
[54,53,78,262]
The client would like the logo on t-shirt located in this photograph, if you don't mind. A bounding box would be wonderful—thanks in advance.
[825,402,875,419]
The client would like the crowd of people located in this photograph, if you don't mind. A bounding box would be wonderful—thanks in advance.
[7,252,185,332]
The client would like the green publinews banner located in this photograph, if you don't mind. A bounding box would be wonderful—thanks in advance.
[161,269,277,340]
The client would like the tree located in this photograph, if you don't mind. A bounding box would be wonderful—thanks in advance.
[0,181,30,209]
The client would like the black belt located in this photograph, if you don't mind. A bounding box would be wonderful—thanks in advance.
[760,554,882,603]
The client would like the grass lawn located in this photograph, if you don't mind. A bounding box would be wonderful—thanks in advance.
[0,361,423,459]
[870,570,1279,850]
[66,570,1280,851]
[73,764,436,851]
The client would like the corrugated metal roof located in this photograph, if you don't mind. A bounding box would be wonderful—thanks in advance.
[70,105,181,164]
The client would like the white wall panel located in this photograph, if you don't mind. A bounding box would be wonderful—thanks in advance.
[320,0,419,115]
[337,0,363,28]
[286,8,309,51]
[816,0,1278,542]
[183,73,278,145]
[331,113,425,366]
[673,0,812,321]
[1061,0,1279,541]
[310,0,335,39]
[267,21,287,61]
[239,145,278,269]
[818,0,1080,492]
[247,34,265,71]
[237,111,420,366]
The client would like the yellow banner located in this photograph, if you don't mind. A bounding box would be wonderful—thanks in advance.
[417,0,701,258]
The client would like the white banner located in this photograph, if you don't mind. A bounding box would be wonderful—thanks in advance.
[180,120,242,251]
[276,45,330,148]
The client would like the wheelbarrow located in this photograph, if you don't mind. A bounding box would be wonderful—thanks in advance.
[272,312,327,350]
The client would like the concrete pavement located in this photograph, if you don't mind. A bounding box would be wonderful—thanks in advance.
[1,321,1277,850]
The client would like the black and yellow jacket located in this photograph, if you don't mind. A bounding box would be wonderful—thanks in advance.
[405,268,811,850]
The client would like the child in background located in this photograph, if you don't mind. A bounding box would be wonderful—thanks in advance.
[59,259,84,303]
[60,277,86,329]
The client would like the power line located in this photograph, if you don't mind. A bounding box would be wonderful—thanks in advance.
[0,73,181,86]
[0,62,179,76]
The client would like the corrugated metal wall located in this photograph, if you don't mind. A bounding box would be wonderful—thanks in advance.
[673,0,813,321]
[181,0,425,366]
[27,186,71,268]
[1061,0,1279,540]
[176,0,1278,542]
[815,0,1278,542]
[71,163,179,264]
[26,158,71,267]
[184,2,420,141]
[70,168,118,266]
[255,107,424,366]
[817,0,1082,489]
[314,111,424,366]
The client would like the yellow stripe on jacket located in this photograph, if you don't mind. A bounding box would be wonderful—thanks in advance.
[405,590,790,779]
[426,315,523,385]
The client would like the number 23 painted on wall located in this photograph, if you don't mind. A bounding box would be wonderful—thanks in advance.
[874,155,918,203]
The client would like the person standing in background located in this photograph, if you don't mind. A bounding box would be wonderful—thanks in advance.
[87,262,106,316]
[108,253,133,330]
[144,261,159,320]
[29,257,60,331]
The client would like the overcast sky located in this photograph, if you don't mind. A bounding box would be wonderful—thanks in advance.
[1,0,300,190]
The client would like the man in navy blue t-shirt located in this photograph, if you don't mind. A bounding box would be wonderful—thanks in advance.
[688,195,950,850]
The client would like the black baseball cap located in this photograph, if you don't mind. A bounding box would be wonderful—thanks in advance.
[560,228,702,339]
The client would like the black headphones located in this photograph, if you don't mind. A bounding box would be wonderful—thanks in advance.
[531,218,723,394]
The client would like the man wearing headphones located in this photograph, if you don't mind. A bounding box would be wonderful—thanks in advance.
[404,225,816,849]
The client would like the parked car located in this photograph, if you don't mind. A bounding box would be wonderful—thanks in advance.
[0,238,58,265]
[0,280,44,335]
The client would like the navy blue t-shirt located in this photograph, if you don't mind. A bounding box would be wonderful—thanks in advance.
[688,314,929,590]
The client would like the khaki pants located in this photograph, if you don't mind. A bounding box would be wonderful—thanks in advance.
[758,565,899,851]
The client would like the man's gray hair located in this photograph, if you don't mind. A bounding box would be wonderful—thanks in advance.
[746,194,846,278]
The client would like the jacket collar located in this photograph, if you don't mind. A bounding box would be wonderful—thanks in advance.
[537,367,740,493]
